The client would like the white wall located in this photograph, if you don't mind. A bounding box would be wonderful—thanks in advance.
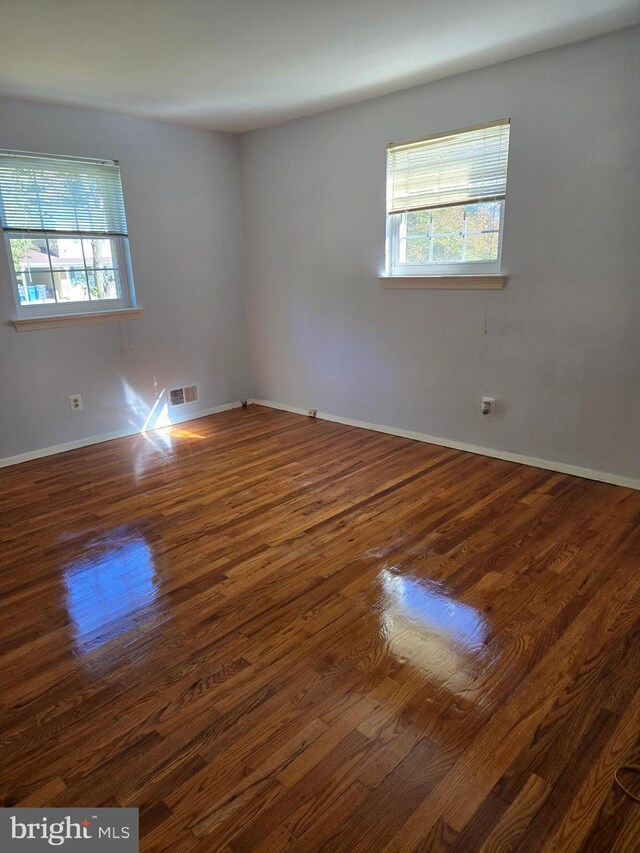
[241,27,640,482]
[0,97,252,459]
[2,28,639,480]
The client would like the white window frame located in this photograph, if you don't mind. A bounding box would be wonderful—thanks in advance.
[5,231,136,319]
[0,150,136,319]
[384,120,510,281]
[386,200,505,277]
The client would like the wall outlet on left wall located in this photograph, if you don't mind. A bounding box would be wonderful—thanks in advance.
[69,394,83,411]
[481,396,495,416]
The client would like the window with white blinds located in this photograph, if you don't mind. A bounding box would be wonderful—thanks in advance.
[0,151,127,235]
[0,150,135,318]
[386,120,510,277]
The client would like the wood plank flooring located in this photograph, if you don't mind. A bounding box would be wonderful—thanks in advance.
[1,404,639,851]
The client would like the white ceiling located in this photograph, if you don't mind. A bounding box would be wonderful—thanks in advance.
[0,0,638,132]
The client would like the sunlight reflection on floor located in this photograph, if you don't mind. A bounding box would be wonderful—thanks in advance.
[63,529,161,653]
[379,567,489,685]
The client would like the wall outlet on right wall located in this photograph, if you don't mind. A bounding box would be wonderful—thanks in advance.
[481,397,496,416]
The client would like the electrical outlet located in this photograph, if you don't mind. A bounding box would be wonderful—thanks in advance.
[69,394,83,411]
[481,396,495,416]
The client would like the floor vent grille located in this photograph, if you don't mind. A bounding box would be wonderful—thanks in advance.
[169,385,198,407]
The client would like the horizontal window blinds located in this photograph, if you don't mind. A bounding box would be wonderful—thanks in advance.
[0,151,127,235]
[387,120,510,214]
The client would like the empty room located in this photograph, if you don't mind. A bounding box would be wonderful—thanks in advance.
[1,1,640,850]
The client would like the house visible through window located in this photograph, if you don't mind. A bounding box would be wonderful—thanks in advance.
[0,151,135,317]
[386,120,510,276]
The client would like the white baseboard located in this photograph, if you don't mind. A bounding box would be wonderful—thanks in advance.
[251,398,640,491]
[0,401,242,469]
[3,397,637,490]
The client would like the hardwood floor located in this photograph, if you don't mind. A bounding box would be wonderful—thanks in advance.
[1,404,639,851]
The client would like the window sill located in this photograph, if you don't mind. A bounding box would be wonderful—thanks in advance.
[12,307,144,332]
[378,275,505,289]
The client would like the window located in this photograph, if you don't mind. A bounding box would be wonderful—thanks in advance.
[386,120,510,276]
[0,151,135,317]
